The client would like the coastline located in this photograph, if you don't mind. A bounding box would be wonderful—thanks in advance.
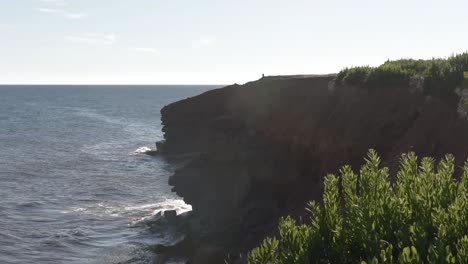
[156,75,468,263]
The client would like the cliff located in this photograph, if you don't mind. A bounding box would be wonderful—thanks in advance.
[158,76,468,262]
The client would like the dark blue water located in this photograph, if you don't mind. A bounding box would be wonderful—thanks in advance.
[0,85,217,263]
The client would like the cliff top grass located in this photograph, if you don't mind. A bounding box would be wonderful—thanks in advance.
[335,52,468,104]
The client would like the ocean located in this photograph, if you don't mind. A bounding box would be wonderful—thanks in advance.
[0,85,218,263]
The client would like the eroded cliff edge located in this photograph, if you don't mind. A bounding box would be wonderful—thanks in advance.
[158,76,468,262]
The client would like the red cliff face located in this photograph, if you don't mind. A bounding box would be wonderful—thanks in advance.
[159,76,468,259]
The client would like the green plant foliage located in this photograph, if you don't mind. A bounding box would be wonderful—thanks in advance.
[335,53,468,104]
[247,150,468,264]
[340,66,374,87]
[463,72,468,88]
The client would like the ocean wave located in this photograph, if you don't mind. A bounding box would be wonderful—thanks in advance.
[94,244,152,264]
[130,212,164,227]
[71,108,125,126]
[128,199,192,227]
[125,199,192,214]
[17,201,44,208]
[0,231,26,243]
[64,199,192,222]
[64,203,122,217]
[81,142,122,157]
[131,146,154,155]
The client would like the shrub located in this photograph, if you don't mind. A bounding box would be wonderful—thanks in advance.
[463,72,468,88]
[248,150,468,264]
[339,66,374,87]
[335,53,468,103]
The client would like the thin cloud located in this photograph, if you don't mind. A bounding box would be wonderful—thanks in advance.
[37,7,59,13]
[133,47,160,55]
[36,6,87,19]
[66,33,117,45]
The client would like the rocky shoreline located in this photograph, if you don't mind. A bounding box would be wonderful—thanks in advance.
[155,75,468,263]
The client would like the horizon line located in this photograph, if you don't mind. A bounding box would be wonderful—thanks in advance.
[0,83,228,86]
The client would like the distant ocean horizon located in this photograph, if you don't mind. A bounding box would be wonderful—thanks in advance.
[0,84,227,86]
[0,85,219,263]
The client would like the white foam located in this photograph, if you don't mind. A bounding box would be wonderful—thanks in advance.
[65,203,122,217]
[63,199,192,224]
[128,199,192,227]
[124,199,192,216]
[124,203,161,211]
[154,199,192,214]
[130,211,163,227]
[131,146,153,155]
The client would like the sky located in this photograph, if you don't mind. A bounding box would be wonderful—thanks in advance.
[0,0,468,85]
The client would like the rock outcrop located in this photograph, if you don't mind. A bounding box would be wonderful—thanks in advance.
[159,76,468,263]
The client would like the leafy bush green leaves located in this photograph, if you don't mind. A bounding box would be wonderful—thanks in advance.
[248,150,468,264]
[335,53,468,104]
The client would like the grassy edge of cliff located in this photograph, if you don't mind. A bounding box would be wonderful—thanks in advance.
[334,52,468,105]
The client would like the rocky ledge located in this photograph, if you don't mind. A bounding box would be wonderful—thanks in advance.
[157,75,468,263]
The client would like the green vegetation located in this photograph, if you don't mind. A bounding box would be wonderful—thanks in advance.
[248,150,468,264]
[335,53,468,104]
[463,72,468,88]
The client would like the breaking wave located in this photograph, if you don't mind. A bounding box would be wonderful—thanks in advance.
[131,146,154,155]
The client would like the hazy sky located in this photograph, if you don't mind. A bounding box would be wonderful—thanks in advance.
[1,0,468,84]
